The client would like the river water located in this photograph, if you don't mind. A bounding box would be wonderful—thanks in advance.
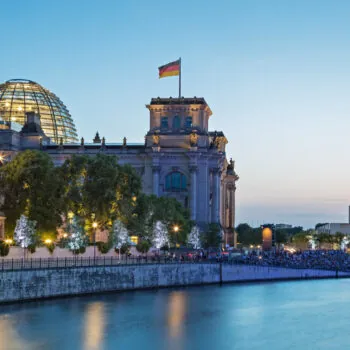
[0,279,349,350]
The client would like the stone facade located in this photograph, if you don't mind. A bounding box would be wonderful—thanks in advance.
[0,97,239,245]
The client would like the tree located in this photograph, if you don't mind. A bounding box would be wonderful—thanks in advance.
[61,155,142,233]
[152,221,169,249]
[188,225,201,249]
[275,229,288,244]
[292,232,310,250]
[14,215,36,248]
[0,150,65,237]
[236,223,261,245]
[67,217,88,254]
[129,194,191,246]
[201,223,222,249]
[315,223,328,230]
[111,220,130,249]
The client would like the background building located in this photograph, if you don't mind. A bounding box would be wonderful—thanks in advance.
[0,80,239,245]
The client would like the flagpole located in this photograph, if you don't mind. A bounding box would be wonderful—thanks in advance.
[179,57,181,98]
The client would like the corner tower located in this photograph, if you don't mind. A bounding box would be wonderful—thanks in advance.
[144,97,238,245]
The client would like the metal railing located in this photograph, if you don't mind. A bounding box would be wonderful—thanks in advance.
[1,255,350,272]
[0,256,217,271]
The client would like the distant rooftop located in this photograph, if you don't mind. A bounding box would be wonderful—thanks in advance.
[150,97,207,105]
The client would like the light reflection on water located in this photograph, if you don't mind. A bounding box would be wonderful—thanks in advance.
[1,279,350,350]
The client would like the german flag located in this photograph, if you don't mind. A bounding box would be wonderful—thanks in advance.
[158,59,180,78]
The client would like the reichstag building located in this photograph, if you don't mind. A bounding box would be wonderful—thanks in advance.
[0,79,239,245]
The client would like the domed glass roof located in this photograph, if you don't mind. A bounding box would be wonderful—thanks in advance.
[0,79,78,143]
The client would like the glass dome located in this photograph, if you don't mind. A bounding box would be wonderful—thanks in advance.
[0,79,78,143]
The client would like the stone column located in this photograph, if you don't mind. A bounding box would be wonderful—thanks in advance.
[0,212,5,240]
[211,168,220,223]
[152,166,160,197]
[189,166,197,221]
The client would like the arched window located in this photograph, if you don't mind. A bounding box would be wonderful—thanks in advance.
[185,116,192,128]
[172,115,180,130]
[165,172,187,191]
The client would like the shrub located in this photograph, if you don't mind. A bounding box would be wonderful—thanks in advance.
[136,240,151,254]
[46,243,55,254]
[27,244,36,254]
[0,241,10,257]
[97,241,110,254]
[115,243,130,255]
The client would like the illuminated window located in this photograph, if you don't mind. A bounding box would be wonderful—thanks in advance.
[172,115,180,129]
[165,172,187,191]
[161,117,168,129]
[130,236,139,244]
[185,116,192,128]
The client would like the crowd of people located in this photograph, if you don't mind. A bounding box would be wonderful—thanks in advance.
[237,249,350,271]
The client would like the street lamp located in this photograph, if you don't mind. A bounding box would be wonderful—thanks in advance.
[92,221,98,260]
[173,225,179,233]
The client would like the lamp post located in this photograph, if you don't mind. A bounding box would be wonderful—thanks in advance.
[92,221,98,260]
[173,225,180,255]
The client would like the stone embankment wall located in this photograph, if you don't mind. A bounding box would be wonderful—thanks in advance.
[1,263,349,304]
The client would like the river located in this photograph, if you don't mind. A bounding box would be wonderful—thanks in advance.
[0,279,349,350]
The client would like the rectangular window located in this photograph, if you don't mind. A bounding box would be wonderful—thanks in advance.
[185,116,192,128]
[161,117,168,129]
[130,236,139,244]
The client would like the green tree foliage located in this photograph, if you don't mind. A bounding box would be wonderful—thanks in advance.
[275,229,288,244]
[61,154,141,231]
[236,223,262,245]
[129,194,191,246]
[0,150,65,237]
[315,223,328,230]
[0,241,10,257]
[136,240,152,254]
[201,223,222,249]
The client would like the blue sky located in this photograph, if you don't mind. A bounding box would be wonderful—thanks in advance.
[1,0,350,228]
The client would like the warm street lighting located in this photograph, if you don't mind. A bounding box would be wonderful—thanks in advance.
[173,225,179,232]
[63,233,68,238]
[92,222,98,259]
[4,239,13,245]
[44,239,52,244]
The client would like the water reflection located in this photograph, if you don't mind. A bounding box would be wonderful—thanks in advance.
[167,291,187,338]
[84,302,106,350]
[1,280,350,350]
[0,315,37,350]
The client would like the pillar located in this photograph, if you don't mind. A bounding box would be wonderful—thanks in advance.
[190,166,197,221]
[211,168,220,223]
[152,166,160,197]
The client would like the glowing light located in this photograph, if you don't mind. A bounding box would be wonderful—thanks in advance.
[67,211,74,219]
[132,196,137,202]
[5,102,9,107]
[168,292,186,338]
[63,233,68,238]
[4,239,13,245]
[44,239,52,244]
[0,155,3,162]
[173,225,179,232]
[92,222,98,229]
[130,235,138,244]
[17,106,23,111]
